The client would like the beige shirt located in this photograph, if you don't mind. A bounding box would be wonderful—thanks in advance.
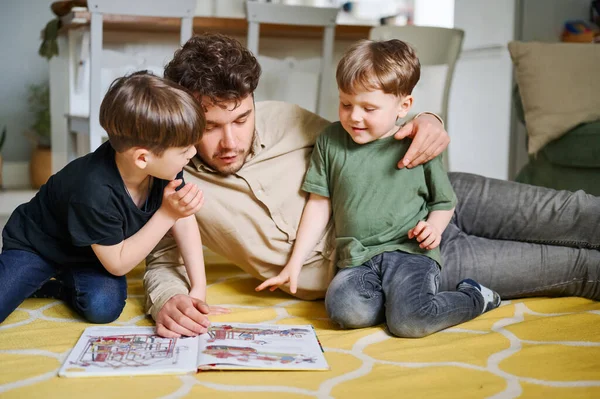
[145,101,337,320]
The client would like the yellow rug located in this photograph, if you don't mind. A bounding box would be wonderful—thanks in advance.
[1,262,600,399]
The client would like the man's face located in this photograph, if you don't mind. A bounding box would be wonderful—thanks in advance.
[196,95,255,175]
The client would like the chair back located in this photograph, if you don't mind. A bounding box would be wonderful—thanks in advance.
[369,25,464,124]
[370,25,464,170]
[246,1,338,118]
[85,0,195,152]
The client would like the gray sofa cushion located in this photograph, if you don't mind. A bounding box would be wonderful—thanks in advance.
[542,121,600,168]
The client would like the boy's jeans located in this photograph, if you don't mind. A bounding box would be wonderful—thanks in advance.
[325,251,484,338]
[0,249,127,324]
[441,172,600,299]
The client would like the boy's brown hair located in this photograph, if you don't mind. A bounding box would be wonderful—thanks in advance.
[164,33,261,109]
[336,39,420,97]
[100,71,205,155]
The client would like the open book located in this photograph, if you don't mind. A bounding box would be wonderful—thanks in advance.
[58,323,329,377]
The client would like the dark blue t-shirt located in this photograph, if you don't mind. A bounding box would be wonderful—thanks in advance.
[2,141,181,269]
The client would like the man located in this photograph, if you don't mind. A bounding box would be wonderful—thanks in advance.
[145,33,600,338]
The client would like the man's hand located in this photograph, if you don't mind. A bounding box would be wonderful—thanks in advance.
[408,220,442,250]
[160,180,204,221]
[155,294,211,338]
[394,113,449,169]
[255,264,302,294]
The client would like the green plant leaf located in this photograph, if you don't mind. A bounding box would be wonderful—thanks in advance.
[27,83,51,148]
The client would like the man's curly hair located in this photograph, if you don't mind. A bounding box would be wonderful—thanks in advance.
[164,33,261,108]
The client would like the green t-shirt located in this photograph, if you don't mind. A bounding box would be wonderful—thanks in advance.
[302,122,457,268]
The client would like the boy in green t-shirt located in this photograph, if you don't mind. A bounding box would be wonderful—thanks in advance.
[256,39,501,338]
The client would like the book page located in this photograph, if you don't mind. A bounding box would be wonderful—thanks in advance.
[197,323,329,370]
[58,326,199,377]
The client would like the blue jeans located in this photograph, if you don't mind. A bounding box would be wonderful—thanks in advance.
[325,251,485,338]
[441,172,600,299]
[0,249,127,324]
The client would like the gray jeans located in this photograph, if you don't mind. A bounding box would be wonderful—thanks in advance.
[440,172,600,299]
[325,251,486,338]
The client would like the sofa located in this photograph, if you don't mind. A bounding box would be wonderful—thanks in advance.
[509,41,600,196]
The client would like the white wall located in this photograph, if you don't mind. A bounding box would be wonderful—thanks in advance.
[414,0,454,28]
[0,0,55,162]
[520,0,591,42]
[448,0,516,180]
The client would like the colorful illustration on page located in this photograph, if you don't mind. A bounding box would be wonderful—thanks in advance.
[68,334,184,369]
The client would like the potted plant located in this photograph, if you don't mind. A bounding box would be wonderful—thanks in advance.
[24,83,52,189]
[0,126,6,189]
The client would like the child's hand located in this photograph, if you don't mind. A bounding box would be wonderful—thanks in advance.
[161,180,204,221]
[207,305,231,315]
[189,287,231,315]
[408,220,441,250]
[255,264,302,294]
[188,287,206,301]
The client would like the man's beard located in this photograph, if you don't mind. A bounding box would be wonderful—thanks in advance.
[209,131,256,176]
[211,148,246,176]
[196,130,256,176]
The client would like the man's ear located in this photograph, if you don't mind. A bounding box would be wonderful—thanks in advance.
[132,148,151,170]
[397,95,414,119]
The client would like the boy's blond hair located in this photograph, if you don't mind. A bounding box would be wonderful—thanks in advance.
[336,39,420,97]
[100,71,205,155]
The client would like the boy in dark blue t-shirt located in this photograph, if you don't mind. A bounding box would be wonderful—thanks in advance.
[0,71,213,325]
